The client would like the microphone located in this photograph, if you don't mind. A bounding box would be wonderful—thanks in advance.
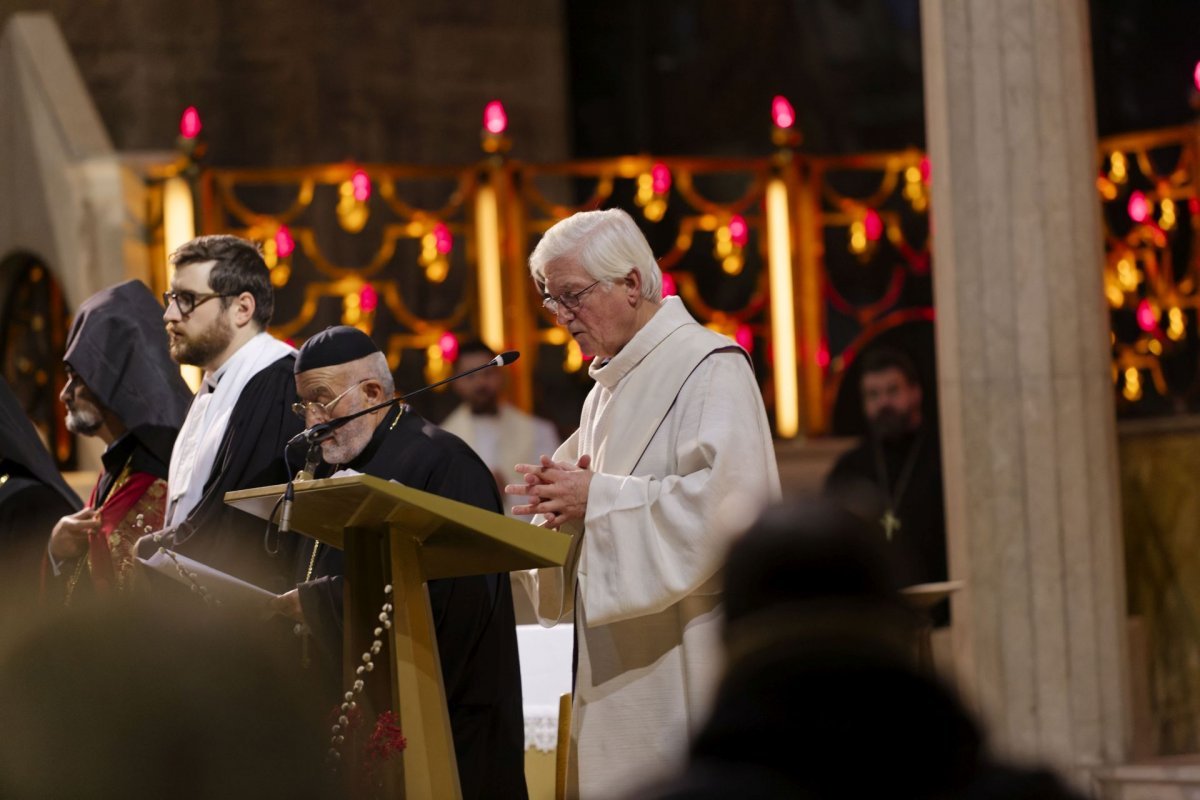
[288,350,520,447]
[279,482,295,534]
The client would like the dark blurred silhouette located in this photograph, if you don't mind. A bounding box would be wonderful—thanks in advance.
[0,600,333,799]
[632,497,1086,800]
[0,374,81,594]
[824,346,949,625]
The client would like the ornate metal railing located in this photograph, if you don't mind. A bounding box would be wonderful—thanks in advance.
[1099,124,1200,416]
[141,105,1199,437]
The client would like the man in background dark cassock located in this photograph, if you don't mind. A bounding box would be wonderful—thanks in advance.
[271,325,527,800]
[824,346,948,623]
[0,375,80,594]
[46,280,193,604]
[142,235,304,592]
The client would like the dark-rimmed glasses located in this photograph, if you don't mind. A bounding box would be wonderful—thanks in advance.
[162,290,236,316]
[542,280,602,315]
[291,379,371,421]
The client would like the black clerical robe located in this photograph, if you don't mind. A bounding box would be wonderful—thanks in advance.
[825,426,948,623]
[0,375,81,597]
[170,354,305,592]
[0,462,79,597]
[296,406,527,800]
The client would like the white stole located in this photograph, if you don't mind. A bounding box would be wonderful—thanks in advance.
[166,332,296,526]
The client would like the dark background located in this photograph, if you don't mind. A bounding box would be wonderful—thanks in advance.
[2,1,1194,164]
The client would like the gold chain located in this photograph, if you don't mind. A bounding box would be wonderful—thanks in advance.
[63,555,89,607]
[304,540,321,582]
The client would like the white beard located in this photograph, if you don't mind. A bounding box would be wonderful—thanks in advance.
[65,406,103,436]
[318,414,376,466]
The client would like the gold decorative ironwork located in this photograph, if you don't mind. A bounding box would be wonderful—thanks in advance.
[137,114,1200,435]
[155,136,939,437]
[1099,124,1200,414]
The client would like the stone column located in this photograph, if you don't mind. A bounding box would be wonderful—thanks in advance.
[921,0,1129,778]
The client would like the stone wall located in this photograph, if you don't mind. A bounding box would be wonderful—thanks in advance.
[0,0,571,165]
[1120,417,1200,758]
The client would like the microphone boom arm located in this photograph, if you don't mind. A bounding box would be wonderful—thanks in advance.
[287,350,520,446]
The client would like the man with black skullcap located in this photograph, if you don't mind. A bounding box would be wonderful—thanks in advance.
[47,280,193,604]
[273,325,527,800]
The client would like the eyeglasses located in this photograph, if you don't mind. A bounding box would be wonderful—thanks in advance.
[162,290,237,316]
[542,280,602,315]
[291,379,370,421]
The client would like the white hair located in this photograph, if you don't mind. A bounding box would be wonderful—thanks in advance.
[529,209,662,301]
[363,351,395,396]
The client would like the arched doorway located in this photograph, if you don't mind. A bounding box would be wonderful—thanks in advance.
[0,252,74,469]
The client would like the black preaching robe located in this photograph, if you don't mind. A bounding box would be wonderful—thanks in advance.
[825,426,948,624]
[296,406,527,800]
[165,354,305,593]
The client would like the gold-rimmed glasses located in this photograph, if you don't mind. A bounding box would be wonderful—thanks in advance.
[291,379,370,421]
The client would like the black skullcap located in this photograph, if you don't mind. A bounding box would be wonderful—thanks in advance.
[294,326,380,373]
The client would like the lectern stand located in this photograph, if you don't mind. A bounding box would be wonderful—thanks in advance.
[227,474,570,799]
[902,579,964,672]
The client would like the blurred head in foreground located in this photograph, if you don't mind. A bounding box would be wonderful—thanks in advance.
[0,602,331,799]
[633,497,1085,800]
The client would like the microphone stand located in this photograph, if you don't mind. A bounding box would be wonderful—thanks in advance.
[287,350,521,448]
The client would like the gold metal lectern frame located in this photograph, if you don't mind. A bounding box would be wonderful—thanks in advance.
[227,474,570,799]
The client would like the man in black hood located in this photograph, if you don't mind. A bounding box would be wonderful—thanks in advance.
[0,375,81,596]
[45,280,192,604]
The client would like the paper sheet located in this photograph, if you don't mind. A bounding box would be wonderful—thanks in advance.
[139,548,276,610]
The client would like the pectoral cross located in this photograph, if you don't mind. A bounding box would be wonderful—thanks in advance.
[881,510,902,542]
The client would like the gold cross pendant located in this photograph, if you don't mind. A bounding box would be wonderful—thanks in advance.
[881,510,902,542]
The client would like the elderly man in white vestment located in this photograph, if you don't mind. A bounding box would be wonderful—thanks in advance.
[506,208,781,799]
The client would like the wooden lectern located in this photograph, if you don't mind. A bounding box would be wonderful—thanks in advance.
[227,474,570,799]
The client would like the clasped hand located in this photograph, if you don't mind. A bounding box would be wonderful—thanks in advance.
[505,454,593,529]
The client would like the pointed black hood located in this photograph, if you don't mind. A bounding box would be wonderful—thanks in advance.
[63,280,193,465]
